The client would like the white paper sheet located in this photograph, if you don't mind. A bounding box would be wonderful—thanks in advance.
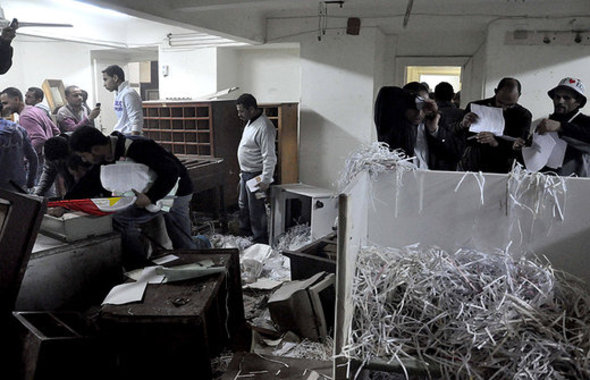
[152,254,179,265]
[522,133,557,172]
[546,132,568,169]
[246,175,274,192]
[138,266,166,284]
[102,281,147,305]
[469,104,505,136]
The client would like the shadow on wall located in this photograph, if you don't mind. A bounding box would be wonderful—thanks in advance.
[298,109,366,190]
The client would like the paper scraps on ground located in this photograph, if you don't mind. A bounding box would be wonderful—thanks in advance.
[469,104,505,136]
[546,132,568,169]
[102,281,147,305]
[522,133,557,172]
[244,277,283,290]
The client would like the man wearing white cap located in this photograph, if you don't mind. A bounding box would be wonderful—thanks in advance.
[537,77,590,176]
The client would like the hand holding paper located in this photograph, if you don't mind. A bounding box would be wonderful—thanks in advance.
[468,104,505,136]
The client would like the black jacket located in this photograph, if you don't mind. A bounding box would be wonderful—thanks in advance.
[549,109,590,177]
[0,40,13,75]
[457,98,532,173]
[111,132,193,203]
[375,86,462,171]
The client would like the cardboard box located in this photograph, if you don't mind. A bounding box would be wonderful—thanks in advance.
[40,211,112,242]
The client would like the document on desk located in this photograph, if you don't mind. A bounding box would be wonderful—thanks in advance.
[102,281,147,305]
[469,104,505,136]
[522,133,557,172]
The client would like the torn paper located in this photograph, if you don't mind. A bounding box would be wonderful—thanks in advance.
[102,281,147,305]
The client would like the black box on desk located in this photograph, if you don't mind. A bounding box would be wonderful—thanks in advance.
[99,249,244,380]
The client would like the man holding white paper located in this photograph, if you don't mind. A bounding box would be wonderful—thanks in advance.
[536,77,590,176]
[236,93,277,244]
[455,78,532,173]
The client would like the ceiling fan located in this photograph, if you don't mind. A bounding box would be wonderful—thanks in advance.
[0,5,73,29]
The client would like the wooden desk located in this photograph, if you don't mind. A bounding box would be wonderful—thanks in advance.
[100,249,244,380]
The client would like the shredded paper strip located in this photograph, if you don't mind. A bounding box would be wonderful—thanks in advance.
[343,244,590,379]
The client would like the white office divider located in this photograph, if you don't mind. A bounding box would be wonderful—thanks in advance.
[334,169,590,378]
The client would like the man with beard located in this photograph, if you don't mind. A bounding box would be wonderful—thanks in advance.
[56,85,100,132]
[537,77,590,176]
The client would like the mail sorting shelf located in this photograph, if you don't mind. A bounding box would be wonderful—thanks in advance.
[143,102,214,156]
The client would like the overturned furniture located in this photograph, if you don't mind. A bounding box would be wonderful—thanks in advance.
[283,232,337,280]
[268,271,335,341]
[99,249,245,380]
[336,169,590,379]
[271,184,338,245]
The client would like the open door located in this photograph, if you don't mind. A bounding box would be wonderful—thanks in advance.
[0,190,46,319]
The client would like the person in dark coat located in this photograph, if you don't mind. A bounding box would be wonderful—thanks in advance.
[0,21,17,75]
[536,77,590,177]
[455,77,532,173]
[435,81,464,126]
[375,82,461,171]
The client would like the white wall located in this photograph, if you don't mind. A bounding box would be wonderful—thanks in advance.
[483,18,590,120]
[2,36,97,108]
[216,47,240,92]
[297,29,381,189]
[233,45,301,103]
[158,46,218,99]
[157,44,301,103]
[461,41,486,109]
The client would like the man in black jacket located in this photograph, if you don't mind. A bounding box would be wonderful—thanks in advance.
[375,82,461,171]
[0,21,17,75]
[537,77,590,177]
[456,77,532,173]
[70,126,196,269]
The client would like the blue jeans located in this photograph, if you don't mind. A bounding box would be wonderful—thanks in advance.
[113,193,196,270]
[238,171,269,244]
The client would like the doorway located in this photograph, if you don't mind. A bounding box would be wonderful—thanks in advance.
[405,66,462,95]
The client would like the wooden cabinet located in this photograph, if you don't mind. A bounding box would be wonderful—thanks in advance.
[142,100,242,207]
[141,100,299,206]
[260,103,299,184]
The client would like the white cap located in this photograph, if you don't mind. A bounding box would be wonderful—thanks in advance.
[548,77,586,108]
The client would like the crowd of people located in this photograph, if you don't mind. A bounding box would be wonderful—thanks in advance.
[2,17,587,271]
[1,34,274,270]
[375,76,588,177]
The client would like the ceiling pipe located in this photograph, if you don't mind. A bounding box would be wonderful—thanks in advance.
[403,0,414,28]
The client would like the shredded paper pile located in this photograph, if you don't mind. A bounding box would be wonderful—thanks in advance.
[343,244,590,379]
[336,142,416,192]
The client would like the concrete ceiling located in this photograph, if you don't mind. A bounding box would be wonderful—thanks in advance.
[84,0,590,43]
[2,0,245,49]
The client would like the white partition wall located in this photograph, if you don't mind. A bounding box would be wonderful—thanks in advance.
[335,169,590,378]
